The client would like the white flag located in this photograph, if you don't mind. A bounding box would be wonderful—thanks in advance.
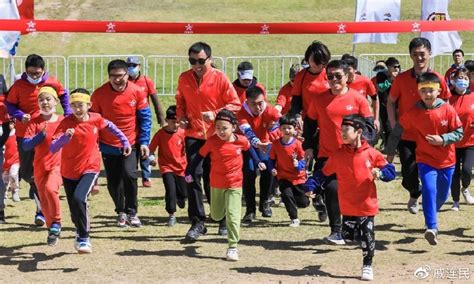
[352,0,400,44]
[421,0,462,57]
[0,0,20,58]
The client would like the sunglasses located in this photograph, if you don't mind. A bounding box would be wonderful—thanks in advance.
[327,73,344,80]
[189,56,210,65]
[392,65,401,69]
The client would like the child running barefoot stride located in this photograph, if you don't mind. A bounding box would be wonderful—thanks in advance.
[305,114,396,281]
[50,89,131,254]
[185,109,262,261]
[23,86,64,245]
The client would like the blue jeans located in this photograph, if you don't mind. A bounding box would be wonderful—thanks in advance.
[418,163,454,230]
[140,157,151,181]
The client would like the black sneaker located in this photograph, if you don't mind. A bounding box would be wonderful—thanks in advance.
[313,196,328,222]
[0,210,5,224]
[242,212,255,224]
[177,198,186,209]
[218,219,227,236]
[185,221,207,243]
[261,202,272,218]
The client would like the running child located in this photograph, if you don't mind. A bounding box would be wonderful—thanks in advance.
[149,106,188,226]
[305,114,396,281]
[50,88,131,254]
[3,121,20,203]
[269,114,309,227]
[23,86,64,245]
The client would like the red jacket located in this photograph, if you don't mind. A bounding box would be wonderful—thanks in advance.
[176,68,240,140]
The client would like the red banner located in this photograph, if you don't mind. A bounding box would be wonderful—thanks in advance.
[0,19,472,34]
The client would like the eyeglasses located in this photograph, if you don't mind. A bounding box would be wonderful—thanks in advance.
[189,56,210,65]
[392,65,401,69]
[109,73,128,80]
[327,73,344,80]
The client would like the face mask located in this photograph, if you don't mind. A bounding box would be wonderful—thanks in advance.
[27,74,43,85]
[455,79,469,90]
[127,66,139,77]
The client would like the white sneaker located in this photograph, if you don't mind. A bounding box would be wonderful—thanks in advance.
[424,229,438,246]
[226,248,239,261]
[451,202,460,211]
[289,219,300,227]
[462,188,474,204]
[12,191,20,202]
[77,238,92,254]
[361,265,374,281]
[407,197,419,214]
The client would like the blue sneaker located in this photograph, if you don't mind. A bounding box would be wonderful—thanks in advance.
[324,232,346,245]
[77,237,92,254]
[47,223,61,246]
[34,212,46,227]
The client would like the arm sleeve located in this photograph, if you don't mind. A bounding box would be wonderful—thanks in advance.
[442,126,463,146]
[5,101,25,120]
[22,131,46,151]
[175,77,186,121]
[296,159,306,171]
[248,146,262,165]
[219,78,241,115]
[185,154,204,177]
[105,119,130,148]
[275,88,287,107]
[136,107,152,146]
[302,116,318,151]
[59,89,72,116]
[50,134,71,153]
[239,123,261,147]
[290,95,303,116]
[268,158,276,172]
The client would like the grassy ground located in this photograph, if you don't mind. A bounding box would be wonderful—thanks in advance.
[0,160,473,283]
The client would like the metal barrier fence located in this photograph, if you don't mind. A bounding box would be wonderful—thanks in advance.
[0,55,67,86]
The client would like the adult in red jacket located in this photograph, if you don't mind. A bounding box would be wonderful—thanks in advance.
[176,42,241,243]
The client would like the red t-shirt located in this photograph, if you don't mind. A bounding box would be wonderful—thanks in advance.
[91,82,148,147]
[53,113,108,180]
[149,128,187,176]
[6,76,66,138]
[449,92,474,148]
[130,75,156,102]
[237,102,281,143]
[0,95,9,124]
[323,141,387,216]
[233,81,267,104]
[276,82,293,115]
[348,74,377,98]
[199,134,250,189]
[176,68,241,140]
[24,115,63,176]
[291,68,329,118]
[3,132,19,171]
[269,138,306,185]
[389,69,451,141]
[400,101,462,169]
[307,88,372,158]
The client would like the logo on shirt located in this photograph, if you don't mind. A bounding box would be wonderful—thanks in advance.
[359,90,366,96]
[346,105,354,111]
[441,120,448,127]
[471,104,474,109]
[141,86,146,92]
[93,127,97,134]
[130,100,137,107]
[365,160,372,169]
[236,148,242,155]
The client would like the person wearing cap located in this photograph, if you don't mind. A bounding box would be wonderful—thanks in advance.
[393,73,462,245]
[22,86,64,245]
[91,59,152,229]
[5,54,72,227]
[148,105,188,227]
[176,42,240,243]
[305,114,396,281]
[51,88,131,253]
[386,38,451,215]
[232,61,267,104]
[303,59,377,245]
[342,55,380,135]
[275,64,302,115]
[127,56,165,188]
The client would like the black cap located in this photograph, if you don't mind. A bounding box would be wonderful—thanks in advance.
[342,114,366,130]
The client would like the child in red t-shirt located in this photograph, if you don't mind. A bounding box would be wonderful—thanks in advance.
[149,106,187,226]
[269,114,309,227]
[2,122,20,203]
[51,88,131,254]
[185,109,262,262]
[305,114,395,281]
[23,86,64,246]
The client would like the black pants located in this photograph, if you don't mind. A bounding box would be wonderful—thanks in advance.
[185,137,211,223]
[314,158,341,233]
[398,140,421,199]
[102,149,139,215]
[378,104,392,148]
[342,215,375,266]
[279,180,309,219]
[162,172,188,214]
[63,173,98,239]
[16,137,39,206]
[452,147,474,202]
[242,151,274,214]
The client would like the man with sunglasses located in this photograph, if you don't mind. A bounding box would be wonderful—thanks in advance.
[303,59,376,245]
[6,54,72,226]
[91,59,152,228]
[176,42,240,243]
[126,56,165,188]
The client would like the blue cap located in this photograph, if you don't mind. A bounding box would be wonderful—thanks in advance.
[126,56,141,65]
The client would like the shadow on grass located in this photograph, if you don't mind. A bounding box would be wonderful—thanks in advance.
[116,245,222,260]
[0,243,77,273]
[396,248,428,254]
[447,250,474,256]
[231,265,357,279]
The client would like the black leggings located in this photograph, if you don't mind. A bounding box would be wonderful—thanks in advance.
[314,158,341,234]
[162,172,188,214]
[451,147,474,202]
[342,215,375,266]
[398,140,421,199]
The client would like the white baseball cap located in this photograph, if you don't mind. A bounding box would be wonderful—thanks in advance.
[238,70,254,80]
